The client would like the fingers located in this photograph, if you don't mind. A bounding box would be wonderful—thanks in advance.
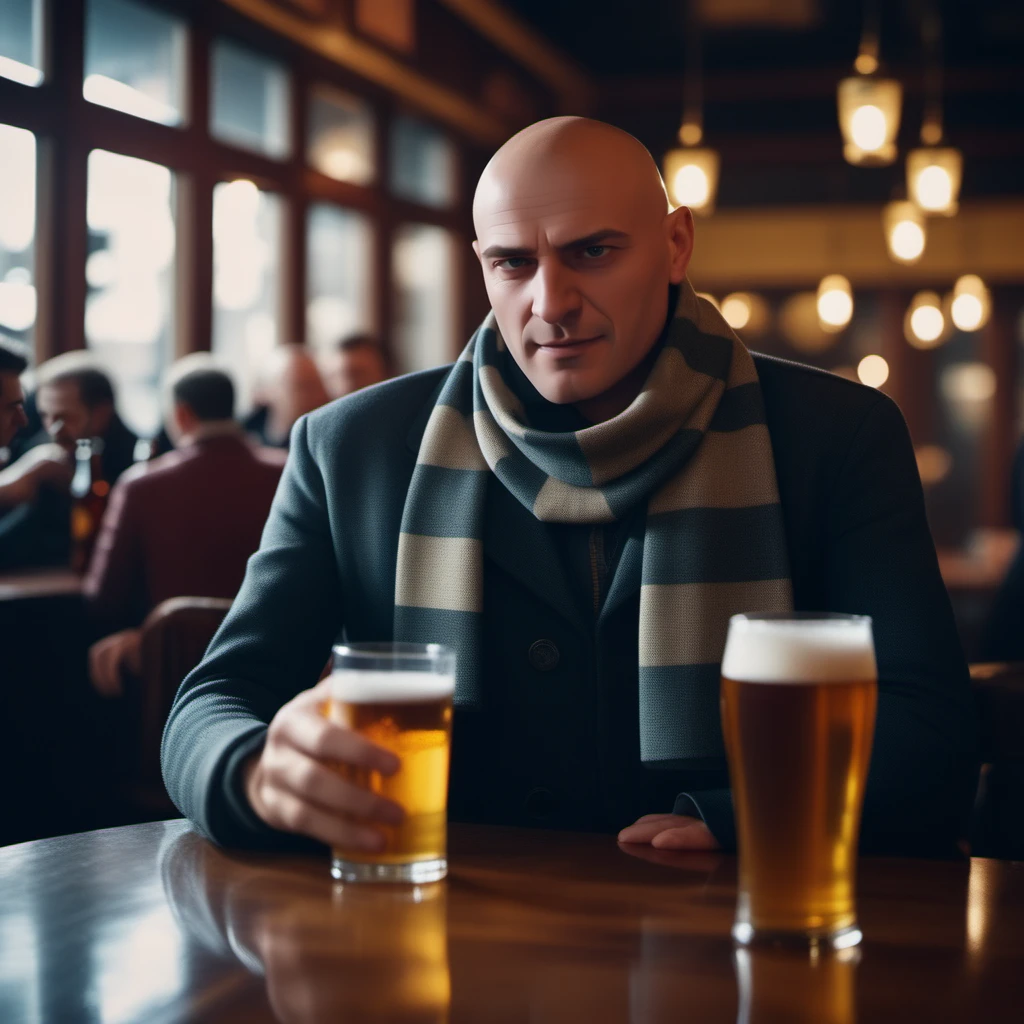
[617,814,720,850]
[263,749,404,826]
[271,699,399,776]
[260,788,391,852]
[245,681,408,847]
[617,814,684,844]
[650,822,720,851]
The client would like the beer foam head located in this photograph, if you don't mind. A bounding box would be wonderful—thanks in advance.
[721,615,876,683]
[330,669,456,704]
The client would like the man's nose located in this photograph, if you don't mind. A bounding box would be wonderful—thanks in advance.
[531,262,581,326]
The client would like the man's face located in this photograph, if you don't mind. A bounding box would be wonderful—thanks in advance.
[473,166,690,406]
[37,381,103,451]
[0,372,29,448]
[324,348,388,400]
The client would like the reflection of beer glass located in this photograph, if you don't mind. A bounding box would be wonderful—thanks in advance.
[329,643,455,883]
[325,882,450,1023]
[734,945,859,1024]
[721,614,877,948]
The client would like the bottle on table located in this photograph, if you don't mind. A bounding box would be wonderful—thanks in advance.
[70,437,110,574]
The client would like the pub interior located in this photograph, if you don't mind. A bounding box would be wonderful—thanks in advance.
[1,1,1023,1022]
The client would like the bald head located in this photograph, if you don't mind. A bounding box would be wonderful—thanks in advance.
[262,345,329,443]
[471,117,693,417]
[473,117,669,239]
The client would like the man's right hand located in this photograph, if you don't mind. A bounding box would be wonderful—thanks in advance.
[0,442,72,506]
[242,678,405,851]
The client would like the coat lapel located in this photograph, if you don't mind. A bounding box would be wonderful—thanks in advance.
[482,478,587,635]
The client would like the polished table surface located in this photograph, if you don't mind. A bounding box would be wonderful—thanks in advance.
[1,820,1022,1023]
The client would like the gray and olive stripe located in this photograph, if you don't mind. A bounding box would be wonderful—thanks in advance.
[394,280,792,762]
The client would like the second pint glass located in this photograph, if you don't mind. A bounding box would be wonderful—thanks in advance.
[721,614,877,948]
[328,643,455,883]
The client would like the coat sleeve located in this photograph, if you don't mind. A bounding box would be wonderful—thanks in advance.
[160,416,344,848]
[824,394,978,856]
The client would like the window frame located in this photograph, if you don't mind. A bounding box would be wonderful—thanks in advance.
[0,0,473,387]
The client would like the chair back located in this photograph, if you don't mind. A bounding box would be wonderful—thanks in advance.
[137,596,232,788]
[970,662,1024,858]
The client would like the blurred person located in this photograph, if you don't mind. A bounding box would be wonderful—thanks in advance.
[164,117,976,862]
[0,335,29,450]
[244,345,330,448]
[321,334,391,400]
[0,338,68,507]
[86,356,285,696]
[0,352,136,569]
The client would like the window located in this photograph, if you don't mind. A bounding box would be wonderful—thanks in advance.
[212,180,283,413]
[211,40,290,159]
[306,203,374,352]
[0,125,37,351]
[307,85,375,185]
[390,114,456,209]
[0,0,43,87]
[85,150,176,437]
[84,0,187,126]
[392,224,456,373]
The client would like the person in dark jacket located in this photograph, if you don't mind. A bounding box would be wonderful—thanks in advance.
[86,357,285,696]
[162,117,977,861]
[0,352,137,570]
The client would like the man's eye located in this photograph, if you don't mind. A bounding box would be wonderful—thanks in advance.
[496,257,530,270]
[582,245,610,258]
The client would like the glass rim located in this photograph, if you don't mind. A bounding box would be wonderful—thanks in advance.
[729,612,872,626]
[332,642,454,659]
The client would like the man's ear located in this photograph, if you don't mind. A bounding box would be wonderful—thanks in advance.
[471,239,482,265]
[666,206,695,285]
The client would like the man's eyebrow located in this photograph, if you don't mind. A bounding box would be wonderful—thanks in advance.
[481,243,536,259]
[480,229,630,261]
[559,229,630,250]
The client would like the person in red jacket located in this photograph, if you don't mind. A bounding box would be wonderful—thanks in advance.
[86,356,285,695]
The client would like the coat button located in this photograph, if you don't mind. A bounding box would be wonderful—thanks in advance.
[524,787,557,819]
[528,639,560,672]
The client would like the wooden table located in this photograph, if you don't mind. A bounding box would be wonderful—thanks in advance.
[1,820,1022,1022]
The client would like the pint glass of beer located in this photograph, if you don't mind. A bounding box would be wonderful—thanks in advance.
[721,614,877,948]
[328,643,455,883]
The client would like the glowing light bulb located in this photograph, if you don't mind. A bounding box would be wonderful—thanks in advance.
[850,105,887,151]
[911,305,944,343]
[858,354,889,388]
[672,165,709,208]
[948,275,990,332]
[951,294,983,332]
[817,275,854,330]
[721,294,752,330]
[891,220,925,261]
[915,165,953,212]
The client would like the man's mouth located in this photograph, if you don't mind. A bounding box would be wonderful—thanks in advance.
[534,335,603,355]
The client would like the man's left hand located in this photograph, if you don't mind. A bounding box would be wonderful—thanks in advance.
[618,813,720,850]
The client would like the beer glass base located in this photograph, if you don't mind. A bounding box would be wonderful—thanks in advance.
[732,921,863,951]
[331,856,447,884]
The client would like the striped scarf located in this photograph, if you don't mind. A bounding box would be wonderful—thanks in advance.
[394,281,792,762]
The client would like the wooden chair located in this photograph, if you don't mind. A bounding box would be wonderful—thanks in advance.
[970,662,1024,859]
[127,596,232,813]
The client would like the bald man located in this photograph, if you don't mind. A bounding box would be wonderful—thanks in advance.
[164,118,976,859]
[244,345,330,448]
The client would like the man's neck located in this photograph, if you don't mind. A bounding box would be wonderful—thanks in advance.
[573,343,662,423]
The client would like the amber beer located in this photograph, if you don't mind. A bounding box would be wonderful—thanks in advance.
[328,644,455,883]
[721,614,877,947]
